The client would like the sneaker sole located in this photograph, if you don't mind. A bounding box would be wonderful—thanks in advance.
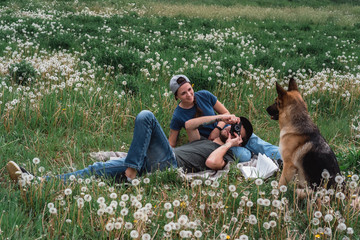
[6,161,22,182]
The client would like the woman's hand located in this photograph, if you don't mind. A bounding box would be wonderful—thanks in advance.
[221,115,240,125]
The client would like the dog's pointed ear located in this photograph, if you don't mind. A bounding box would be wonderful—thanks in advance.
[288,78,298,91]
[276,82,287,97]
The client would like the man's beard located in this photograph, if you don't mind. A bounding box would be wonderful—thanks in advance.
[219,133,228,144]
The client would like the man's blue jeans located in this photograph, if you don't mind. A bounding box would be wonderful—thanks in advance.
[57,110,177,181]
[231,134,281,162]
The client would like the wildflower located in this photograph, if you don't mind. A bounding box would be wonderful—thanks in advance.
[194,230,202,238]
[347,227,354,235]
[246,201,253,208]
[351,175,359,181]
[64,188,72,196]
[315,234,321,239]
[164,202,172,210]
[124,222,133,230]
[33,158,40,164]
[349,181,357,189]
[255,178,263,186]
[335,175,344,184]
[324,227,332,236]
[324,214,333,222]
[120,208,128,216]
[121,194,129,201]
[97,197,105,204]
[110,193,117,199]
[312,218,320,225]
[314,211,322,218]
[269,220,277,228]
[178,215,188,225]
[272,200,281,208]
[132,179,140,186]
[173,200,180,207]
[263,222,270,229]
[219,233,228,240]
[105,222,114,231]
[228,185,236,192]
[279,185,287,192]
[49,207,57,214]
[142,233,151,240]
[143,178,150,184]
[130,230,139,238]
[321,169,330,179]
[166,212,174,219]
[164,224,172,232]
[114,222,122,229]
[239,235,249,240]
[84,194,92,202]
[337,223,346,231]
[271,180,278,188]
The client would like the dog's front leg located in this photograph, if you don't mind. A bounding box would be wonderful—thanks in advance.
[279,164,297,186]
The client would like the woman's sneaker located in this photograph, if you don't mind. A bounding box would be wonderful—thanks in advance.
[6,161,35,186]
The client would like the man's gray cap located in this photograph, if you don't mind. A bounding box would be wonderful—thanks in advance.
[169,75,190,94]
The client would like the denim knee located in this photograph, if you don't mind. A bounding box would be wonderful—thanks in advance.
[136,110,154,122]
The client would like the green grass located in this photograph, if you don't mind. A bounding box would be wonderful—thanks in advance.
[0,0,360,239]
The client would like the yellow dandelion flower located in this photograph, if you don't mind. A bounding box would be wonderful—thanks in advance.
[315,234,321,238]
[226,235,230,239]
[133,220,137,223]
[192,84,194,88]
[180,201,186,207]
[348,174,352,178]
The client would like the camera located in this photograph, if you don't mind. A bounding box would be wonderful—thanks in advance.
[230,123,242,136]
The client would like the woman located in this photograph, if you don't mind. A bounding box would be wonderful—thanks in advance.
[168,74,282,162]
[168,75,230,147]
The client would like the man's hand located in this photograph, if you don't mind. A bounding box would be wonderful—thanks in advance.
[225,132,243,147]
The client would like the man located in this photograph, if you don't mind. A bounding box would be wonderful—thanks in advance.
[7,110,252,185]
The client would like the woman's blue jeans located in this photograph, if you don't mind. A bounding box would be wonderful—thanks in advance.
[231,134,281,162]
[57,110,177,181]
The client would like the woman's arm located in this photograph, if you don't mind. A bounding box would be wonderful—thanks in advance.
[168,129,179,148]
[208,100,231,140]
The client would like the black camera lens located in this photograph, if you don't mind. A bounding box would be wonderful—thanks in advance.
[230,123,242,136]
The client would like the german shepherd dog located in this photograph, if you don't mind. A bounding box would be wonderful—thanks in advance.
[266,79,341,190]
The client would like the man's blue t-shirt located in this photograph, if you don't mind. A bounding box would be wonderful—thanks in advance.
[170,90,218,138]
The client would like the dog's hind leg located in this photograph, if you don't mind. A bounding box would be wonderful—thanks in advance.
[279,164,297,186]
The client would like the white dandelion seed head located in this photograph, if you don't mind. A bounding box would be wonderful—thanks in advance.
[228,185,236,192]
[279,185,287,192]
[337,223,346,231]
[164,202,172,210]
[255,178,263,186]
[109,193,117,199]
[335,175,344,184]
[130,230,139,238]
[324,214,333,222]
[263,222,270,229]
[314,211,322,218]
[142,233,151,240]
[132,179,140,186]
[143,178,150,184]
[64,188,72,196]
[32,158,40,164]
[105,222,114,231]
[321,169,330,179]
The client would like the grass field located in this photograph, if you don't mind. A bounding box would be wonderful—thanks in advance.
[0,0,360,239]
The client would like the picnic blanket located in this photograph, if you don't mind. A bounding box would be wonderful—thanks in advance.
[89,151,265,181]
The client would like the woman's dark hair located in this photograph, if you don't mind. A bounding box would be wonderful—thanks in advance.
[175,77,203,118]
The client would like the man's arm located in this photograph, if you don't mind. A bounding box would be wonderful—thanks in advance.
[206,133,243,170]
[184,115,238,142]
